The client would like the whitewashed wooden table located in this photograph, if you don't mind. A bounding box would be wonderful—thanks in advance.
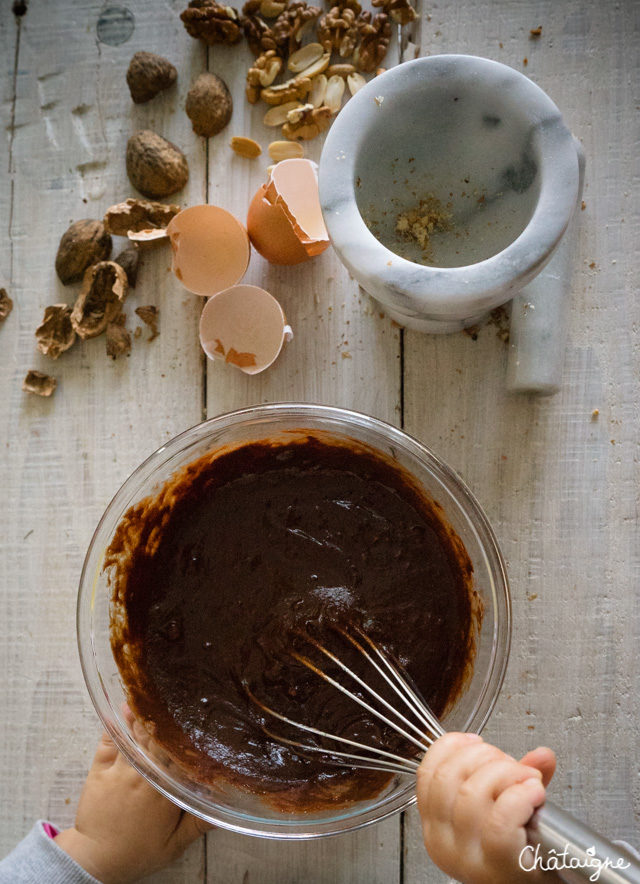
[1,1,638,881]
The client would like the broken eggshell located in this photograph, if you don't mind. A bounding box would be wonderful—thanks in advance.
[199,284,293,375]
[166,205,250,296]
[247,158,330,265]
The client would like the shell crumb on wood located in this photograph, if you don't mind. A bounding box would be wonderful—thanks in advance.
[55,219,112,284]
[126,51,177,103]
[23,370,57,397]
[0,288,13,322]
[126,130,189,199]
[35,304,76,359]
[71,261,128,339]
[135,305,160,341]
[104,198,180,236]
[106,315,132,359]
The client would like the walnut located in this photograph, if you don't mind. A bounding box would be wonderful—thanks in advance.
[126,51,177,103]
[317,6,358,56]
[106,314,131,360]
[126,131,189,199]
[0,288,13,323]
[71,261,128,340]
[186,72,233,137]
[23,370,57,397]
[135,305,159,341]
[243,0,286,14]
[55,219,112,285]
[331,0,361,13]
[282,104,331,139]
[181,0,243,44]
[273,0,321,53]
[113,246,140,288]
[353,10,390,72]
[371,0,415,24]
[35,305,76,359]
[104,199,179,236]
[242,13,278,55]
[246,50,283,103]
[261,75,312,105]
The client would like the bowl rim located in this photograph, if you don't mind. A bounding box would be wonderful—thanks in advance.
[319,54,581,318]
[77,402,511,839]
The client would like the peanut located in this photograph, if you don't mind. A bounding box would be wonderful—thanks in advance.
[288,42,324,73]
[325,75,346,113]
[263,101,304,127]
[230,136,262,158]
[347,72,367,95]
[268,140,305,161]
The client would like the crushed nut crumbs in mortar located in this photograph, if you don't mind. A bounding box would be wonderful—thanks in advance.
[395,196,451,257]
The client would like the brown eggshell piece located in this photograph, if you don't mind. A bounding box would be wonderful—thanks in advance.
[246,159,329,265]
[247,184,310,265]
[267,159,329,256]
[199,284,292,375]
[166,205,250,296]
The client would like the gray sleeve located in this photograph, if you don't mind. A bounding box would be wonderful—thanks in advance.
[0,821,102,884]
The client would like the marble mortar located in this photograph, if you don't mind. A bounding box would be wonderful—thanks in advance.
[319,55,585,394]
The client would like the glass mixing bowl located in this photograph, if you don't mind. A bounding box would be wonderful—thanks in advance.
[77,403,511,839]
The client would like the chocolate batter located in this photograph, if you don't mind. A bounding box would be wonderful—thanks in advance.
[108,433,477,811]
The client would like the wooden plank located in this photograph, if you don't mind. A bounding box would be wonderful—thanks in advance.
[203,26,403,884]
[403,1,640,881]
[0,2,206,880]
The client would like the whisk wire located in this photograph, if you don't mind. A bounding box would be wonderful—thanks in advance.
[346,625,445,738]
[249,624,447,777]
[291,648,431,754]
[246,683,419,775]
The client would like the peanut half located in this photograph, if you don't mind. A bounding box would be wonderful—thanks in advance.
[268,140,305,161]
[263,101,304,127]
[325,75,346,113]
[347,72,367,95]
[309,73,328,107]
[230,136,262,158]
[288,42,325,73]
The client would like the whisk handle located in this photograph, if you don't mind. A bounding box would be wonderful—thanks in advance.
[525,800,640,883]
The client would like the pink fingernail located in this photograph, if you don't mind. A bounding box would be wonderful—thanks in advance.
[462,732,483,741]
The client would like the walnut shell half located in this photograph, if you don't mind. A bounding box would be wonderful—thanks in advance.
[35,304,76,359]
[104,198,180,236]
[55,219,112,285]
[23,370,57,397]
[126,130,189,199]
[71,261,128,340]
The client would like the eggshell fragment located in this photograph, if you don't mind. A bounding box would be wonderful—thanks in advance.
[199,284,292,375]
[166,205,250,296]
[246,158,329,265]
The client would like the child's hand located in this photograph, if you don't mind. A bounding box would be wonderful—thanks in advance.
[417,733,556,884]
[55,732,211,884]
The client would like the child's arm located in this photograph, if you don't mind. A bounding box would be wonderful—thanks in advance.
[417,732,557,884]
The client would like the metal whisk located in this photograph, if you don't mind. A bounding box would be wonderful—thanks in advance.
[250,623,640,884]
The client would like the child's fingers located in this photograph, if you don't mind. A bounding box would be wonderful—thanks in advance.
[487,778,547,842]
[171,812,214,855]
[453,761,541,837]
[519,747,556,787]
[420,737,506,823]
[418,732,483,782]
[91,732,119,769]
[463,759,542,803]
